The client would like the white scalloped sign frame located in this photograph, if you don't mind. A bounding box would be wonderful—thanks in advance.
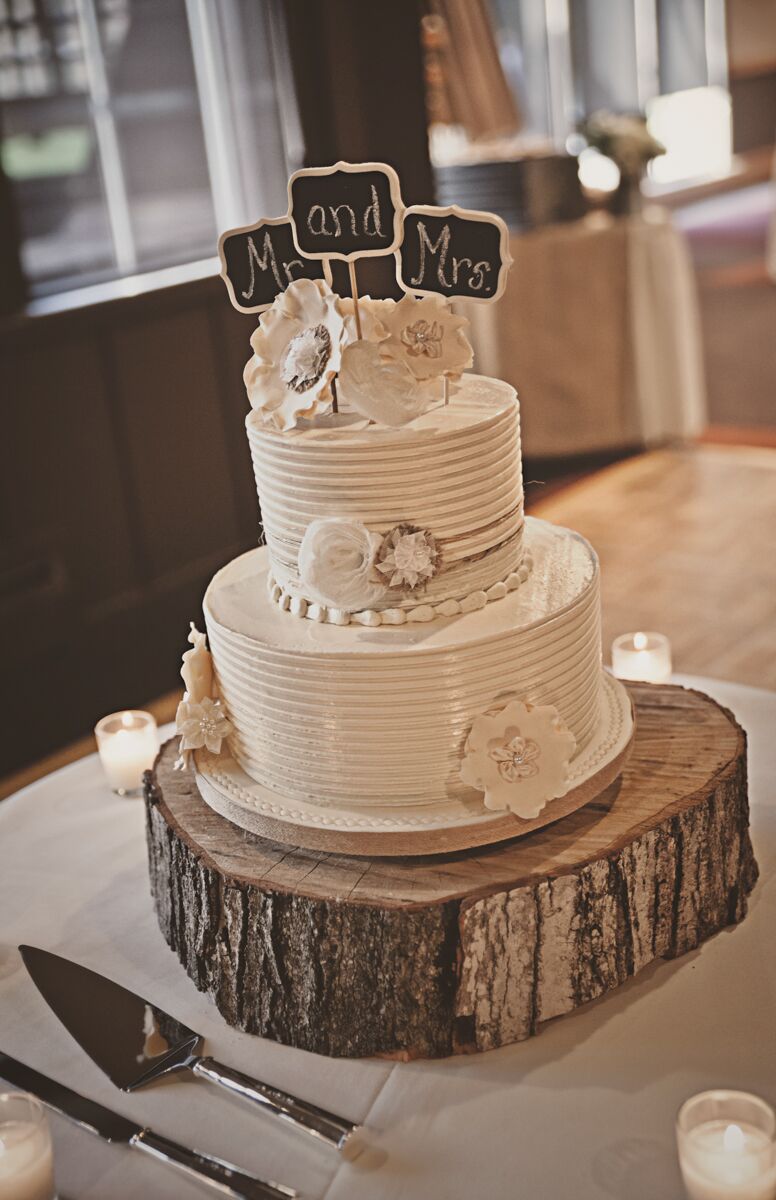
[288,160,404,263]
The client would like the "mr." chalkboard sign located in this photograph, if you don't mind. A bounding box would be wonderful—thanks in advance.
[288,161,403,262]
[218,217,325,314]
[397,204,512,303]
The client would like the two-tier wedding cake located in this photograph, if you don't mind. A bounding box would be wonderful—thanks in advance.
[174,168,633,855]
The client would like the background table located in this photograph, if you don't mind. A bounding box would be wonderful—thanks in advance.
[461,209,707,457]
[1,675,774,1200]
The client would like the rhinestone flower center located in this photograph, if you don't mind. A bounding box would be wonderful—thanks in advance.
[401,319,443,358]
[489,733,541,783]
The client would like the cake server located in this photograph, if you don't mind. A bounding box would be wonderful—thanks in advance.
[20,945,358,1153]
[0,1051,296,1199]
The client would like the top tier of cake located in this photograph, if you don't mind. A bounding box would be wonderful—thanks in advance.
[247,373,525,617]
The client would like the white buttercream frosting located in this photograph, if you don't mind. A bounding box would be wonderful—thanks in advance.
[204,518,602,810]
[247,373,524,612]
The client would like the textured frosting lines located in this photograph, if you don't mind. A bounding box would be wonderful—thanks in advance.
[203,521,602,811]
[248,374,524,612]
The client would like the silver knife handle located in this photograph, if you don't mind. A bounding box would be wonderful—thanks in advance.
[192,1057,358,1153]
[131,1128,297,1199]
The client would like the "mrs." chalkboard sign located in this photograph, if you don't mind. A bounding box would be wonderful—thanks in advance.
[288,161,403,262]
[218,217,325,314]
[397,204,512,303]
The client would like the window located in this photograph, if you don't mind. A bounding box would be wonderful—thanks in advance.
[0,0,297,298]
[433,0,731,179]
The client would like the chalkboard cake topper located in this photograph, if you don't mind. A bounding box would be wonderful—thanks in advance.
[397,204,513,304]
[287,160,404,262]
[218,217,325,314]
[218,161,512,318]
[217,161,513,395]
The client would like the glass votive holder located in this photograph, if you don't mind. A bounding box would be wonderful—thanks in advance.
[677,1090,776,1200]
[611,630,672,683]
[94,709,159,796]
[0,1091,56,1200]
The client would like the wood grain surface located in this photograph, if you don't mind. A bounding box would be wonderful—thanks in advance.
[145,682,757,1058]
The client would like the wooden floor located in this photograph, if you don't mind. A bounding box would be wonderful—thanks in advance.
[2,443,775,801]
[530,443,776,690]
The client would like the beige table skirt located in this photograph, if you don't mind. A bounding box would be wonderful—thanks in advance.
[461,209,707,457]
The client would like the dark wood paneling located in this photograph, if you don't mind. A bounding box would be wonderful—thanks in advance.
[283,0,433,300]
[110,304,241,578]
[1,274,258,775]
[210,299,265,546]
[10,338,136,587]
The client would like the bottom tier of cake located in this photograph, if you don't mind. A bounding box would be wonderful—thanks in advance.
[198,518,634,850]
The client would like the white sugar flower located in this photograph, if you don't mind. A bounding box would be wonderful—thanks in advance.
[338,296,391,347]
[176,696,233,756]
[180,622,213,705]
[243,278,345,431]
[381,294,473,380]
[338,341,438,427]
[298,517,386,611]
[460,700,576,818]
[374,524,439,591]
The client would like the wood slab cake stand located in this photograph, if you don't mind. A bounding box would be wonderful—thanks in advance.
[145,684,757,1060]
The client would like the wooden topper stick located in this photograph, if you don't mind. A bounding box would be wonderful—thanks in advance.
[443,374,449,406]
[348,259,363,340]
[324,258,336,412]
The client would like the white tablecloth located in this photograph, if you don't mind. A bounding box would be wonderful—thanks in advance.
[1,675,774,1200]
[461,209,707,457]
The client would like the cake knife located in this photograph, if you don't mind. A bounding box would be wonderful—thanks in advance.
[0,1051,296,1199]
[20,945,358,1153]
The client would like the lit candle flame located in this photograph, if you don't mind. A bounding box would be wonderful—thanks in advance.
[121,711,133,728]
[633,632,648,651]
[723,1123,745,1153]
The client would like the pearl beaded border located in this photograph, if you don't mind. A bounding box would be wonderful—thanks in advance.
[267,552,534,627]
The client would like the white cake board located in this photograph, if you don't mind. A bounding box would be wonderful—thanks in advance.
[194,670,634,856]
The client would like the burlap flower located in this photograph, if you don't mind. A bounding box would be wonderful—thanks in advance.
[374,524,439,591]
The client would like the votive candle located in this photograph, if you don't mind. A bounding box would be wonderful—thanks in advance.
[677,1091,776,1200]
[611,630,672,683]
[95,709,159,796]
[0,1092,55,1200]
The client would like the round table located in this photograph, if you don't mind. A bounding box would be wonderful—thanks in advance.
[1,675,774,1200]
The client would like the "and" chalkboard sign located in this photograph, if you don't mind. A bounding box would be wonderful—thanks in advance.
[288,161,403,261]
[218,217,325,314]
[397,204,512,303]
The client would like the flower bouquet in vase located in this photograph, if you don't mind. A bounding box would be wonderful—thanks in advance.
[580,110,665,215]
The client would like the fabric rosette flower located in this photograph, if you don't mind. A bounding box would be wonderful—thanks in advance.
[460,699,576,818]
[244,278,346,431]
[381,293,473,381]
[337,341,438,427]
[374,524,439,591]
[298,517,387,611]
